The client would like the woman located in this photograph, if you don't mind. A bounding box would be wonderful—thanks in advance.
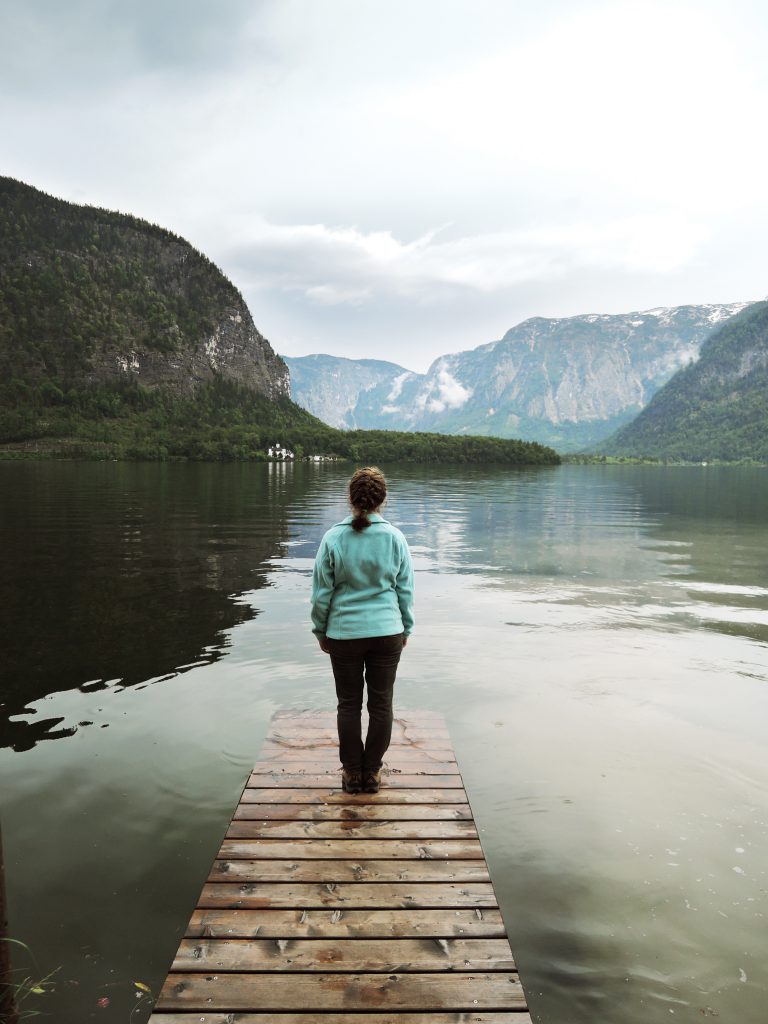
[311,467,414,795]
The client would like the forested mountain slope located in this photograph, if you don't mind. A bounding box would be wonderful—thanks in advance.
[603,302,768,461]
[0,175,289,398]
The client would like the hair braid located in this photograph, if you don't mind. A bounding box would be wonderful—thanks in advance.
[348,467,387,532]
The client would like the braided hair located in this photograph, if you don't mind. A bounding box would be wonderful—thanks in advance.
[348,466,387,532]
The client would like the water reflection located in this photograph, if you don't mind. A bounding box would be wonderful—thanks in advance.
[395,465,768,646]
[0,463,297,750]
[1,463,767,1024]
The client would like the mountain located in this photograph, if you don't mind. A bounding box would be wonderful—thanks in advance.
[0,175,289,399]
[0,177,558,466]
[602,301,768,462]
[284,354,409,429]
[285,304,754,451]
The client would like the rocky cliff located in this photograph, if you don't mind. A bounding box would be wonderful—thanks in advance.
[0,176,289,399]
[283,354,410,428]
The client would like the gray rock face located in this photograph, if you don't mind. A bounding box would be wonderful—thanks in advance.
[283,354,410,428]
[286,303,754,450]
[90,303,290,399]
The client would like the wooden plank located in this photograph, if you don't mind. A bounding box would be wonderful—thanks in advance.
[172,937,515,972]
[240,788,468,805]
[265,734,452,749]
[266,716,449,730]
[273,710,447,722]
[151,1014,533,1024]
[251,761,461,775]
[227,820,477,840]
[149,711,529,1023]
[256,747,457,762]
[245,774,464,789]
[261,730,451,746]
[218,839,484,859]
[155,972,527,1011]
[208,859,490,883]
[185,907,508,939]
[258,747,458,763]
[268,722,451,736]
[198,882,499,909]
[233,803,473,821]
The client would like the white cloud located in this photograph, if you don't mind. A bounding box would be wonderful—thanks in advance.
[230,211,708,302]
[304,284,371,306]
[414,366,474,415]
[432,369,472,410]
[3,0,768,370]
[387,372,411,401]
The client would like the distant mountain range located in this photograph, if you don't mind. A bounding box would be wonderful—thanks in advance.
[604,301,768,462]
[284,303,755,452]
[284,355,408,430]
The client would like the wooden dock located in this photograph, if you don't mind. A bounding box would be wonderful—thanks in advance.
[150,709,531,1023]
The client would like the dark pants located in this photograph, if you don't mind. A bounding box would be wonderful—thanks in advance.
[326,633,405,772]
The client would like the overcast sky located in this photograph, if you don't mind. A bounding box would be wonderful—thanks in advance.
[3,0,768,371]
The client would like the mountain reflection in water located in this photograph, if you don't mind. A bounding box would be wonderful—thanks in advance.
[0,462,766,1024]
[0,463,294,749]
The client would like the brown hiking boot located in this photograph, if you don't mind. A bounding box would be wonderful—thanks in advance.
[362,768,381,793]
[341,768,362,794]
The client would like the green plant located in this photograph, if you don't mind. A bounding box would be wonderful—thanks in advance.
[0,938,59,1022]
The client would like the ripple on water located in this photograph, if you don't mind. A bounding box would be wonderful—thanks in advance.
[2,463,768,1023]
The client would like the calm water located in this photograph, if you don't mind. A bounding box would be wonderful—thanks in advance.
[1,462,767,1023]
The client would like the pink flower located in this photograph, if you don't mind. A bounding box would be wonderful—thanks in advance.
[96,996,110,1009]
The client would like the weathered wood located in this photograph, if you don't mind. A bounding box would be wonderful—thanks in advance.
[151,1015,533,1024]
[185,907,508,939]
[241,787,468,805]
[233,803,473,821]
[151,1011,536,1019]
[272,710,446,723]
[208,859,490,883]
[256,747,457,763]
[149,711,528,1023]
[268,733,452,745]
[251,761,462,775]
[172,937,515,972]
[218,838,484,859]
[219,835,481,860]
[262,749,460,765]
[268,729,454,745]
[245,774,464,789]
[268,722,451,737]
[155,972,527,1011]
[198,882,499,909]
[227,819,478,840]
[264,735,452,751]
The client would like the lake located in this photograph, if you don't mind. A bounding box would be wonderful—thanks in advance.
[1,461,767,1023]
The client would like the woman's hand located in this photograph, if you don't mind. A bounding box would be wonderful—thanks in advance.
[402,636,408,648]
[317,635,330,654]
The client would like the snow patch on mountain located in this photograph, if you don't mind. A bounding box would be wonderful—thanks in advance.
[285,300,757,449]
[707,302,752,324]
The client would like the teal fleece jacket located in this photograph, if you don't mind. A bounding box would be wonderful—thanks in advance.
[311,514,414,639]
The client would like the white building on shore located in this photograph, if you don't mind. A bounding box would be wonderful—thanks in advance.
[267,441,294,460]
